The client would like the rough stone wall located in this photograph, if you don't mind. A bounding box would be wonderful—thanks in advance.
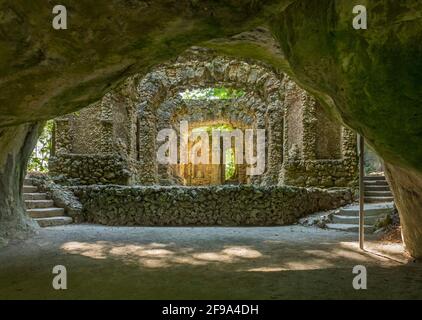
[135,51,286,185]
[69,105,103,154]
[313,103,342,160]
[49,154,132,185]
[74,185,353,226]
[281,159,357,188]
[53,118,73,154]
[50,78,139,185]
[283,78,304,159]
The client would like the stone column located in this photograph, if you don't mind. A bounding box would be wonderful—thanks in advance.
[301,94,317,161]
[99,120,114,154]
[137,104,158,185]
[341,127,358,159]
[99,97,115,154]
[264,103,284,185]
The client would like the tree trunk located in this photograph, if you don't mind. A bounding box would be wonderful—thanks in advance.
[0,123,41,246]
[385,162,422,259]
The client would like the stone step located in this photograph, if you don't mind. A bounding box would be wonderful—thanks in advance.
[25,199,54,209]
[364,185,391,192]
[35,216,73,227]
[331,214,386,225]
[339,202,394,217]
[27,207,65,218]
[23,193,48,201]
[364,190,393,197]
[24,178,34,186]
[23,185,38,193]
[365,196,395,203]
[364,180,389,186]
[326,223,375,233]
[364,176,386,181]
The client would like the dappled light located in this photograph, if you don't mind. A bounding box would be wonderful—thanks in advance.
[60,233,404,271]
[2,225,420,299]
[0,0,421,302]
[61,241,264,269]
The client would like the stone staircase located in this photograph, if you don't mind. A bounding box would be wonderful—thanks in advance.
[364,175,394,203]
[23,178,73,227]
[324,175,394,233]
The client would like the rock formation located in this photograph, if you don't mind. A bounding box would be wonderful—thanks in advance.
[272,0,422,257]
[1,0,421,257]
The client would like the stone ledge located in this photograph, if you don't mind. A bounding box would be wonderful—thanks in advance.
[73,185,353,226]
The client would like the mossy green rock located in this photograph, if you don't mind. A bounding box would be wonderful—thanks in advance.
[1,0,422,257]
[0,0,282,127]
[272,0,422,171]
[271,0,422,258]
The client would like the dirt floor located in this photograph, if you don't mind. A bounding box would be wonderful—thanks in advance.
[0,224,421,300]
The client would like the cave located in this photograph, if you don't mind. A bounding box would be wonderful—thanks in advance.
[0,0,421,300]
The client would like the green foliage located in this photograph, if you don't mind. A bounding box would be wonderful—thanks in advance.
[364,146,384,175]
[27,121,54,173]
[192,124,234,135]
[180,87,245,100]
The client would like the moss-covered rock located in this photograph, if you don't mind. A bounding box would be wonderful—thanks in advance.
[0,0,283,126]
[271,0,422,257]
[272,0,422,171]
[0,0,285,243]
[1,0,422,257]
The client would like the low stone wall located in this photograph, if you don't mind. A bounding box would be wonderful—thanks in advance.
[73,185,353,226]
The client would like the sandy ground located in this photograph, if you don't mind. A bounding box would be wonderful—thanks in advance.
[0,224,421,300]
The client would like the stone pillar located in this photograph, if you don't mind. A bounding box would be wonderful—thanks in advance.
[301,94,317,161]
[341,127,358,159]
[99,120,114,154]
[99,97,115,154]
[137,104,158,185]
[264,103,284,185]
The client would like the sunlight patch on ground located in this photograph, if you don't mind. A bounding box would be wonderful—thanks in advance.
[339,241,406,264]
[59,237,406,271]
[244,258,335,272]
[246,267,286,272]
[60,241,264,269]
[61,241,109,260]
[222,247,262,258]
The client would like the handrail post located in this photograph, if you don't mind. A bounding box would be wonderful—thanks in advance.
[358,134,365,250]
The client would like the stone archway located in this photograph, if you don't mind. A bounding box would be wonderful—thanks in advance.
[135,51,285,185]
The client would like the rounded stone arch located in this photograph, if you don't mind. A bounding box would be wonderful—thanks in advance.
[134,51,285,184]
[156,95,261,185]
